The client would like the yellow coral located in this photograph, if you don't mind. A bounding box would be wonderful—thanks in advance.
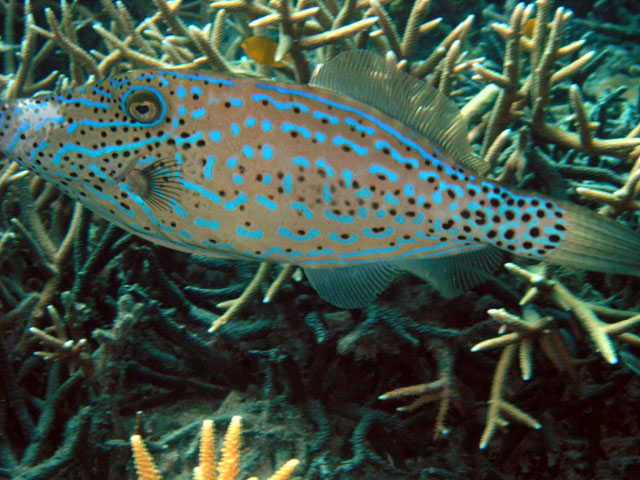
[266,459,301,480]
[217,416,241,480]
[195,419,215,480]
[130,434,161,480]
[130,416,299,480]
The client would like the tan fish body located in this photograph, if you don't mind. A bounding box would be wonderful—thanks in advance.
[1,51,639,307]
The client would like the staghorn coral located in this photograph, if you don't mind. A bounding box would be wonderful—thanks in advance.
[0,0,639,479]
[378,339,463,440]
[468,261,640,448]
[130,416,299,480]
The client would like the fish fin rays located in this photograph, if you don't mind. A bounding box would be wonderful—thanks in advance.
[396,245,504,298]
[303,262,400,309]
[310,50,489,176]
[544,200,640,276]
[303,246,503,308]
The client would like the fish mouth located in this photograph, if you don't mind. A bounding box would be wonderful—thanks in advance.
[0,98,64,168]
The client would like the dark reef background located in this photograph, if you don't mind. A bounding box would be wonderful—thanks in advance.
[0,1,639,479]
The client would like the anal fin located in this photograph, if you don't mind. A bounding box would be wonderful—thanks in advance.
[396,245,503,298]
[303,262,400,309]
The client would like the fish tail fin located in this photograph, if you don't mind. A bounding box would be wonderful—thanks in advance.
[545,201,640,277]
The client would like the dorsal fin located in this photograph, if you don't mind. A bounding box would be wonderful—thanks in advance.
[310,50,489,176]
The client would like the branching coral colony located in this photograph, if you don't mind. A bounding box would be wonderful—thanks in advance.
[131,416,299,480]
[0,0,639,477]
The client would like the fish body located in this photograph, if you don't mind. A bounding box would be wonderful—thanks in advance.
[1,51,639,307]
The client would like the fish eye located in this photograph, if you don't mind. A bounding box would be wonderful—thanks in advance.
[123,88,163,124]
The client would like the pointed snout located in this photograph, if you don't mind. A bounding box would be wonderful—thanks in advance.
[0,97,64,166]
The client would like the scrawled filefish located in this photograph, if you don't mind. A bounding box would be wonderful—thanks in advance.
[1,50,639,308]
